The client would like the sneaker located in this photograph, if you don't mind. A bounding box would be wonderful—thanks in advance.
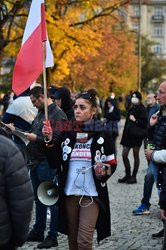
[26,229,44,242]
[133,203,150,215]
[37,235,58,249]
[152,229,164,238]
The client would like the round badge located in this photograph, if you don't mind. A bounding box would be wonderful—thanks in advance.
[96,150,101,156]
[95,156,101,162]
[101,146,104,154]
[101,155,106,161]
[63,146,68,153]
[101,182,106,187]
[65,138,70,145]
[97,137,104,144]
[63,153,68,161]
[67,147,72,154]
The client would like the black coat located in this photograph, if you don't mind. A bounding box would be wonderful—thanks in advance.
[27,102,67,161]
[0,135,34,248]
[121,104,147,147]
[45,130,117,243]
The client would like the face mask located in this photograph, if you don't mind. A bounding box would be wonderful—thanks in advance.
[131,97,139,105]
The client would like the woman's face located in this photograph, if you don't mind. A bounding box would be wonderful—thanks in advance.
[74,98,96,122]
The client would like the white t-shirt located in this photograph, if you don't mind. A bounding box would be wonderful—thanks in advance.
[64,138,98,197]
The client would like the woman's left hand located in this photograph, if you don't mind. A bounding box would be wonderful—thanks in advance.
[94,163,107,179]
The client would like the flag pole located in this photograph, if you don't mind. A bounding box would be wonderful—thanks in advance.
[41,3,48,120]
[42,42,48,120]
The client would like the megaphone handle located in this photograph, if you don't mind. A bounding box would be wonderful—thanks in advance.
[53,175,58,184]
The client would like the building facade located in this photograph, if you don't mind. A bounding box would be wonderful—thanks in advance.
[127,0,166,57]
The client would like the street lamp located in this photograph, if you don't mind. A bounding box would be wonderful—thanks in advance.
[137,0,141,92]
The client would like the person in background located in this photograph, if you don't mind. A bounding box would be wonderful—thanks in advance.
[119,91,147,184]
[104,97,121,143]
[25,86,67,249]
[132,81,166,238]
[48,85,58,99]
[146,93,160,126]
[43,89,117,250]
[2,88,37,161]
[133,93,160,215]
[145,147,166,239]
[0,135,33,250]
[52,86,74,120]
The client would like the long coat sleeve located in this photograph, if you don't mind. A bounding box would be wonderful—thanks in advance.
[0,135,34,247]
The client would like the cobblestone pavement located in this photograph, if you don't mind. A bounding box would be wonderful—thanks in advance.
[21,120,163,250]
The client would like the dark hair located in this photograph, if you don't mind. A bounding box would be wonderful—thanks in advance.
[48,85,58,96]
[52,87,73,111]
[132,91,142,101]
[29,86,50,98]
[76,89,97,107]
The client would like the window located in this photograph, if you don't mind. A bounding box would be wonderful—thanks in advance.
[133,5,140,17]
[154,6,163,17]
[132,23,139,32]
[153,25,162,36]
[153,44,162,54]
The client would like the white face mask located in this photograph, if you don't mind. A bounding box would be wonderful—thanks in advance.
[131,97,139,105]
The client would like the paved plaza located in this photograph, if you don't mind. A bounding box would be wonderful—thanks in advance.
[21,121,163,250]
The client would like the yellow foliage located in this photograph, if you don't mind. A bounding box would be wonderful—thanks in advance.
[2,0,137,96]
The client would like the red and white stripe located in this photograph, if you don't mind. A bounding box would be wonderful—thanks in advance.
[12,0,54,96]
[105,154,117,165]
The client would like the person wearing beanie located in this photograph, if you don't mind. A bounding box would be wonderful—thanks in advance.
[52,86,74,120]
[119,91,148,184]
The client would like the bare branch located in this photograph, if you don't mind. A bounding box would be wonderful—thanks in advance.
[70,0,130,26]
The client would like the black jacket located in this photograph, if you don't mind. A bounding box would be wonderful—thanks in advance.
[121,104,147,147]
[45,130,117,243]
[27,102,67,161]
[0,135,33,248]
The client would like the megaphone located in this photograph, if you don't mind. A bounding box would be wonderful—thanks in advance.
[37,181,59,206]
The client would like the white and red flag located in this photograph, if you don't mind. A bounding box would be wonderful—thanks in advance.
[12,0,54,96]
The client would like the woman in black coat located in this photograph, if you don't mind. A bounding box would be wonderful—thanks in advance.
[119,91,147,184]
[43,89,117,249]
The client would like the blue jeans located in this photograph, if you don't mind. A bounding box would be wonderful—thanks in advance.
[141,161,158,207]
[30,160,58,239]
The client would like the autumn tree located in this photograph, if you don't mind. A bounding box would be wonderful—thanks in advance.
[141,36,166,92]
[66,17,137,97]
[1,0,134,95]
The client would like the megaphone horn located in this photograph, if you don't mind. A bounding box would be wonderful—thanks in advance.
[37,181,59,206]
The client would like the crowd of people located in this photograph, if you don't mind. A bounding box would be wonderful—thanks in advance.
[1,82,166,250]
